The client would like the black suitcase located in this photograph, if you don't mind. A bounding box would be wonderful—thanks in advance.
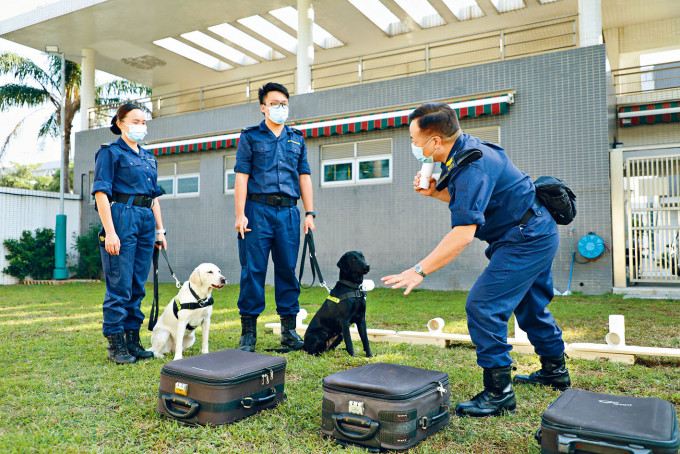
[321,363,450,451]
[157,349,286,426]
[537,389,679,454]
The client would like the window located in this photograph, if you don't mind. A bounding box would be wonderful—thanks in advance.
[321,138,392,186]
[224,154,236,194]
[157,160,200,197]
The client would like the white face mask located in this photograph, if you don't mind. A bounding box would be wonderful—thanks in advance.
[267,105,289,125]
[123,123,147,142]
[411,137,435,163]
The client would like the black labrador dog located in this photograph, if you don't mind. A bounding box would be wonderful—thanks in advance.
[303,251,372,357]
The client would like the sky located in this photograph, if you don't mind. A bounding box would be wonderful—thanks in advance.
[0,0,66,167]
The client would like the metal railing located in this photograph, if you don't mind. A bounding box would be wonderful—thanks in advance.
[613,61,680,98]
[88,16,576,128]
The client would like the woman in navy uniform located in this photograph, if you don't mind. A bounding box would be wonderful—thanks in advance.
[92,103,166,364]
[233,82,315,352]
[382,103,570,417]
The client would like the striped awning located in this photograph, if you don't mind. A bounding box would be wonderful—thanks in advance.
[619,101,680,127]
[147,93,513,156]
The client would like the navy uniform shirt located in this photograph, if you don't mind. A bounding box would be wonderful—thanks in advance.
[234,120,311,199]
[91,137,163,199]
[445,134,535,243]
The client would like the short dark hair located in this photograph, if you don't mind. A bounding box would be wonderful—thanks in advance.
[258,82,289,105]
[408,102,460,138]
[110,103,143,135]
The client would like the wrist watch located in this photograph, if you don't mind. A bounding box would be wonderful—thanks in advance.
[305,211,316,218]
[156,228,166,235]
[414,264,427,278]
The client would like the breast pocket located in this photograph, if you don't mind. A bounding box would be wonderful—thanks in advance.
[285,142,302,165]
[252,141,271,170]
[119,157,142,182]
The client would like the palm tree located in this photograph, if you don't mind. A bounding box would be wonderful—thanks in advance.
[0,52,150,192]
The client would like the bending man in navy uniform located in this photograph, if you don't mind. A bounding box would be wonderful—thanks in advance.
[92,103,166,364]
[382,103,570,417]
[234,82,315,352]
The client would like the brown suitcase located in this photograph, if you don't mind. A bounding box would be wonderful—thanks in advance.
[157,349,286,426]
[321,363,450,451]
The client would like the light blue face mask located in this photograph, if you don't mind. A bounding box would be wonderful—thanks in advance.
[411,137,435,163]
[268,105,289,125]
[123,123,147,142]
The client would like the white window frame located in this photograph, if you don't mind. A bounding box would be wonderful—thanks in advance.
[158,161,200,198]
[175,173,200,198]
[321,138,393,187]
[224,169,236,194]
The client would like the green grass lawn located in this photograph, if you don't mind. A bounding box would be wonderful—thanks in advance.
[1,283,678,453]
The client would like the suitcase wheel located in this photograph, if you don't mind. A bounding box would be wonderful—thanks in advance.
[332,413,380,442]
[162,394,200,420]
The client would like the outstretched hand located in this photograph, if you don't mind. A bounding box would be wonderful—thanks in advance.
[381,268,424,295]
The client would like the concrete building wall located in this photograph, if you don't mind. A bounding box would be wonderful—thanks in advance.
[74,45,612,294]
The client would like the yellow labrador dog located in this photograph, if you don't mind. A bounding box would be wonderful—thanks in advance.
[148,263,226,360]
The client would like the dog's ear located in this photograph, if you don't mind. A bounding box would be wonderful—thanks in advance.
[337,255,345,269]
[189,267,202,287]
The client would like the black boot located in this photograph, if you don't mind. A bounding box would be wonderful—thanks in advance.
[238,315,257,352]
[125,329,154,360]
[106,333,136,365]
[280,315,304,350]
[455,366,516,417]
[513,353,571,390]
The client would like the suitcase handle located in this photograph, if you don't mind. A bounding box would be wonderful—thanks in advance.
[161,394,200,420]
[240,388,277,409]
[332,414,380,441]
[419,405,449,429]
[556,434,653,454]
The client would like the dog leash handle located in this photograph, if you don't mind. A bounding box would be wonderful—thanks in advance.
[148,242,162,331]
[299,231,330,294]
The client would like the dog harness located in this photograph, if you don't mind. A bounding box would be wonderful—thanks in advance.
[171,283,214,331]
[325,280,367,303]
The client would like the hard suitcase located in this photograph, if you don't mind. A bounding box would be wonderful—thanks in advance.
[321,363,450,452]
[157,349,286,426]
[537,389,679,454]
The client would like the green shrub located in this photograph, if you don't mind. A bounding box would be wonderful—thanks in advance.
[2,228,55,280]
[69,225,103,279]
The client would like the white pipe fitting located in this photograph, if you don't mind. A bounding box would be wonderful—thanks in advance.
[427,318,445,334]
[513,316,529,342]
[296,308,308,328]
[605,314,625,346]
[419,163,436,189]
[362,279,375,291]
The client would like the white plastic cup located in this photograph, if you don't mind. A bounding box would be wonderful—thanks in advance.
[605,314,625,346]
[362,279,375,291]
[419,163,436,189]
[296,308,308,328]
[427,317,445,333]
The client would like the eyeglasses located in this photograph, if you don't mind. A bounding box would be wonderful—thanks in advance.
[264,101,289,108]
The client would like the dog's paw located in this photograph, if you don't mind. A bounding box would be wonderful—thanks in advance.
[173,354,183,361]
[201,349,209,354]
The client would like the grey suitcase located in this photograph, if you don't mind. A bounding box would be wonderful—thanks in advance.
[537,389,679,453]
[157,349,286,426]
[321,363,450,451]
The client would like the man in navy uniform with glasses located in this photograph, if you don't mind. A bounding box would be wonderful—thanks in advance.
[233,82,316,352]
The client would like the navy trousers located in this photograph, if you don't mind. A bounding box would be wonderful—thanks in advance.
[237,200,301,316]
[100,199,155,336]
[466,202,565,368]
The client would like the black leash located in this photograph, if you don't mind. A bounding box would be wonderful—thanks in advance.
[149,242,182,331]
[298,231,330,293]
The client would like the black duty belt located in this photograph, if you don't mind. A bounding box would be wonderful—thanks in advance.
[518,208,534,225]
[112,193,153,208]
[247,193,297,207]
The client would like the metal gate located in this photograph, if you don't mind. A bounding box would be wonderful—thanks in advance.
[625,154,680,283]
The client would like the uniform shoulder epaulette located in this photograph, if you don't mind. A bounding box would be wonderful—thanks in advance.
[291,128,304,136]
[241,126,257,133]
[100,142,114,148]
